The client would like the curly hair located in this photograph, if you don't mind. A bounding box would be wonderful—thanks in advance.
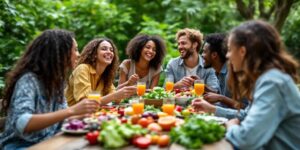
[227,20,299,102]
[126,34,166,70]
[176,28,203,52]
[77,38,119,96]
[204,33,227,63]
[2,29,74,115]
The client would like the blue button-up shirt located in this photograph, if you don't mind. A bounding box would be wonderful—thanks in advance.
[226,69,300,150]
[217,63,228,96]
[0,72,67,150]
[165,55,220,92]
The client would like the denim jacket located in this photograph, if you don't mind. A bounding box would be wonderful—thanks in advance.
[226,69,300,150]
[165,55,220,92]
[0,72,67,150]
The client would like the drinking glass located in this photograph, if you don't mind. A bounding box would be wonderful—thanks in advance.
[194,79,205,98]
[87,91,101,117]
[131,98,144,115]
[165,78,174,92]
[136,81,146,100]
[162,97,175,116]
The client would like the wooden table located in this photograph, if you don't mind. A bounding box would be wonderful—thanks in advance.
[28,133,233,150]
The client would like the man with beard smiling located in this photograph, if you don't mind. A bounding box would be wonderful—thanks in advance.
[165,28,220,92]
[202,33,248,108]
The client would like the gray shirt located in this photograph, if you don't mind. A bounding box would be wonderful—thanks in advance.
[226,69,300,150]
[165,55,220,92]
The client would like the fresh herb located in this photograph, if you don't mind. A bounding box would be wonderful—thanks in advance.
[143,87,174,99]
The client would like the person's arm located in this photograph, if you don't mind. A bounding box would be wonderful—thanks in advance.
[101,86,137,105]
[24,99,99,133]
[226,79,286,149]
[204,69,220,93]
[150,73,160,89]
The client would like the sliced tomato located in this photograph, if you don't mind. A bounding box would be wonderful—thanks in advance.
[135,137,151,149]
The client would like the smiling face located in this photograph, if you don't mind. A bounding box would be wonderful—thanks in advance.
[177,35,195,59]
[226,34,246,72]
[96,40,114,65]
[140,40,156,62]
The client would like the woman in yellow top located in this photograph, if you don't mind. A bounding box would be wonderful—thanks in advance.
[65,38,136,106]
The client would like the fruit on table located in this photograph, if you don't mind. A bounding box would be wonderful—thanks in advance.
[157,135,170,147]
[157,112,168,118]
[181,109,191,117]
[120,117,128,124]
[86,131,99,145]
[138,118,150,128]
[158,116,176,131]
[131,115,140,124]
[147,123,162,132]
[135,137,151,149]
[118,108,125,117]
[175,105,183,112]
[124,107,134,116]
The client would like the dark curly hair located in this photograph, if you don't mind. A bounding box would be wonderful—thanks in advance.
[126,34,166,70]
[76,38,119,96]
[2,29,75,115]
[204,33,227,63]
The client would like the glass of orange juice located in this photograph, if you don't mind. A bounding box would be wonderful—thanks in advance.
[194,79,205,98]
[137,81,146,100]
[165,78,174,92]
[87,91,101,117]
[162,98,175,116]
[131,98,144,115]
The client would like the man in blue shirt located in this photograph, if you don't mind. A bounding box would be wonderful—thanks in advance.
[165,28,220,92]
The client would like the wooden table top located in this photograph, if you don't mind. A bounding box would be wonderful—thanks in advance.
[28,132,233,150]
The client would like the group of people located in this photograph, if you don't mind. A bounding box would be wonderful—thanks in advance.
[1,20,300,150]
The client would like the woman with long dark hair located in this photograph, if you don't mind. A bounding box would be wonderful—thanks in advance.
[65,38,136,106]
[0,29,99,149]
[209,20,300,149]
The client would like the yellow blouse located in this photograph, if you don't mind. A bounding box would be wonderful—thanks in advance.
[65,64,115,106]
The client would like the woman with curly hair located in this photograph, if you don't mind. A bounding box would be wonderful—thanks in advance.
[118,34,166,89]
[65,38,136,106]
[0,29,100,149]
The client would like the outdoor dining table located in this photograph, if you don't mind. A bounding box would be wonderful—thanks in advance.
[28,132,233,150]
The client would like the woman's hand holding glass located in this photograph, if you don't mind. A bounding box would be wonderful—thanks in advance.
[69,99,100,116]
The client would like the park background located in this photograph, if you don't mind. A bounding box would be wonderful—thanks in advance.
[1,0,300,98]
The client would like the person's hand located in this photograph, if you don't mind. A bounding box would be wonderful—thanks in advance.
[115,86,137,102]
[203,92,224,103]
[176,76,195,88]
[128,74,139,85]
[191,98,216,113]
[69,99,100,116]
[225,118,240,129]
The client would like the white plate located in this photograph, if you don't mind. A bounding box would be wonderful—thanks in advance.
[195,115,228,124]
[61,126,89,135]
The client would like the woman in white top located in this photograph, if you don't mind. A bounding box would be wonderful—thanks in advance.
[118,34,166,89]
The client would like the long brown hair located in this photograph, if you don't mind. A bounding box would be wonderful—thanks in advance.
[227,20,299,102]
[2,29,75,115]
[77,38,119,96]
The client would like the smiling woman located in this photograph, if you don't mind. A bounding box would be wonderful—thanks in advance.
[65,38,137,107]
[118,34,166,89]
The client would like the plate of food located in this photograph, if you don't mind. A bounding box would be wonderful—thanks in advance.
[61,119,89,135]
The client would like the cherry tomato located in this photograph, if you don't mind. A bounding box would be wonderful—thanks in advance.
[135,137,151,149]
[86,131,99,145]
